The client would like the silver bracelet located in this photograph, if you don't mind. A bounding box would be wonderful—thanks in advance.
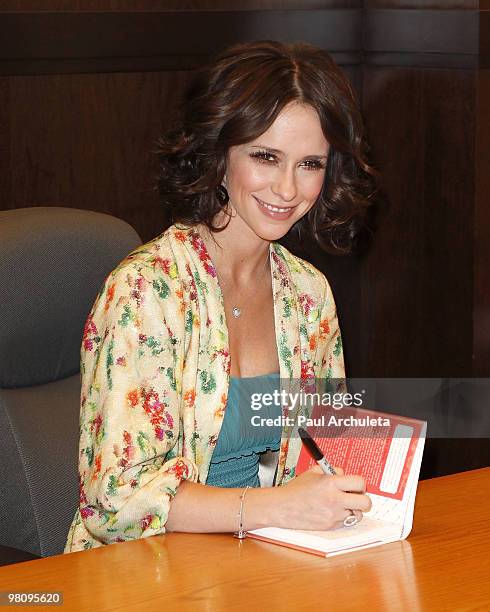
[234,485,250,539]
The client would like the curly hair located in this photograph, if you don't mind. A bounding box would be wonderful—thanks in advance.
[157,40,377,254]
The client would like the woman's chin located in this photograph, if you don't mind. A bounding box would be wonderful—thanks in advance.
[252,223,294,242]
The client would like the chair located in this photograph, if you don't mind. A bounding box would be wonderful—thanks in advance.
[0,207,142,562]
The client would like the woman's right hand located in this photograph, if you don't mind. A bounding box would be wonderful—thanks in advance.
[273,466,372,531]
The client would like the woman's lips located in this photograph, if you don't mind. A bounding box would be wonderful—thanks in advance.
[254,196,296,220]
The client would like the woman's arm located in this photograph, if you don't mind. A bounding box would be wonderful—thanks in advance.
[75,262,198,547]
[166,467,371,532]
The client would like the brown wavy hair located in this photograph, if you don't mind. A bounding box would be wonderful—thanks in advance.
[157,40,377,254]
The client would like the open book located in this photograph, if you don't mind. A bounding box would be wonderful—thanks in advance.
[248,405,426,557]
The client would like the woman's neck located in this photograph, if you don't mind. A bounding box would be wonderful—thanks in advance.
[197,217,271,285]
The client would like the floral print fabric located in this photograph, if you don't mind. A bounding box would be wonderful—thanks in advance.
[64,224,344,552]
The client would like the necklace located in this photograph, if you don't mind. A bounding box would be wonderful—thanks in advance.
[216,250,271,319]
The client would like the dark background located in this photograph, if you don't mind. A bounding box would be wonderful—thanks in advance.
[1,0,489,476]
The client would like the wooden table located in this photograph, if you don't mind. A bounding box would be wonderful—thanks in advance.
[0,468,489,611]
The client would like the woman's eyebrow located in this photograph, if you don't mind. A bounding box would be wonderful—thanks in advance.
[250,145,328,159]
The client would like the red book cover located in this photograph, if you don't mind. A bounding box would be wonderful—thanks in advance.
[295,405,425,500]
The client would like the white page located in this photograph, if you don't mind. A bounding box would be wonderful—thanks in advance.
[249,517,401,555]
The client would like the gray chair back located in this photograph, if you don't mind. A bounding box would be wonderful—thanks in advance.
[0,207,142,556]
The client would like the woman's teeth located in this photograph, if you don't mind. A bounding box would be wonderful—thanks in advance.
[260,201,293,213]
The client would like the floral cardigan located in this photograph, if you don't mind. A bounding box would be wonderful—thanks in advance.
[65,224,345,552]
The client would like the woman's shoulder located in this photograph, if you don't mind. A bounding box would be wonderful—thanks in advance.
[107,225,190,285]
[87,226,192,319]
[86,227,191,333]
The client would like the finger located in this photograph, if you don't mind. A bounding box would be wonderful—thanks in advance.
[351,510,363,523]
[333,466,344,476]
[342,492,372,512]
[334,475,366,493]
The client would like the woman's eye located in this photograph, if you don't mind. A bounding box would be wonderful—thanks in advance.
[249,152,326,170]
[301,159,326,171]
[250,151,277,164]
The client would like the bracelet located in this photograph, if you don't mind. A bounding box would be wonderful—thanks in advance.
[234,485,250,539]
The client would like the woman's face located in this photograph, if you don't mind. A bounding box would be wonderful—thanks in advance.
[224,102,329,243]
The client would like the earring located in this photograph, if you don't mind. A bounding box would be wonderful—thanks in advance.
[216,185,229,205]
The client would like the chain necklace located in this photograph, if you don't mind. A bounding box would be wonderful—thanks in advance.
[215,250,271,319]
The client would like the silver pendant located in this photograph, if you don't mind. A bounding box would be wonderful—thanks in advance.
[232,307,241,319]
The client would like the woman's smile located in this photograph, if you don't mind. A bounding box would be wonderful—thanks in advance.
[254,196,297,220]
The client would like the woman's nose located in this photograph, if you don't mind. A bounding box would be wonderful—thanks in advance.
[271,167,297,202]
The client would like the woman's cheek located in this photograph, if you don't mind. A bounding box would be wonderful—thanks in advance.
[299,174,324,202]
[310,173,327,199]
[249,163,276,187]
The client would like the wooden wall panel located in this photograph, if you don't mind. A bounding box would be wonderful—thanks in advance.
[474,69,490,376]
[0,10,362,76]
[364,1,477,7]
[3,71,192,241]
[361,4,489,475]
[0,79,11,212]
[361,66,475,377]
[0,1,360,11]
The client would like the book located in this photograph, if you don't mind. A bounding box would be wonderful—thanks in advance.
[247,404,426,557]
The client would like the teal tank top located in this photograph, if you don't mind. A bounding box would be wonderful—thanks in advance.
[206,372,282,488]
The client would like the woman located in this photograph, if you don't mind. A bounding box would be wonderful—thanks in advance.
[65,40,375,552]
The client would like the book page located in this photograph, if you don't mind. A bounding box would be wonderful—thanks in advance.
[249,517,401,555]
[367,494,405,524]
[366,431,426,526]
